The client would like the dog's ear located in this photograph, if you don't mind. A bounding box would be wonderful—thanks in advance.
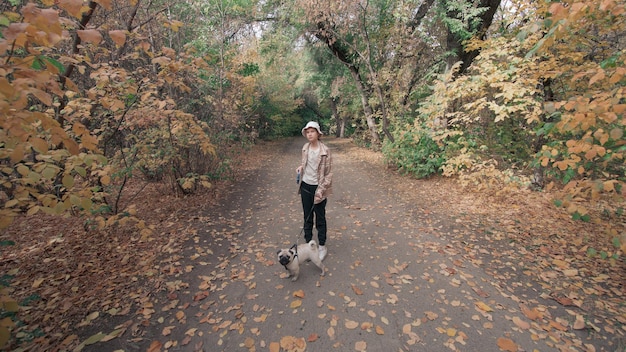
[276,249,282,255]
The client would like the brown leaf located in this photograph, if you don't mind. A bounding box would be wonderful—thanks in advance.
[497,337,518,352]
[573,315,586,330]
[293,290,305,298]
[351,284,364,295]
[520,304,542,320]
[512,316,530,330]
[307,333,319,342]
[147,340,163,352]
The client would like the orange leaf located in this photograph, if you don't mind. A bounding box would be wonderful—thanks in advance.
[77,29,103,45]
[58,0,86,18]
[375,325,384,335]
[497,337,518,351]
[351,284,363,295]
[520,304,543,320]
[307,333,318,342]
[293,290,305,298]
[290,300,302,309]
[269,342,280,352]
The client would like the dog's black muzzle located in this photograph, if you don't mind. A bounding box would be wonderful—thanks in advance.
[279,255,291,266]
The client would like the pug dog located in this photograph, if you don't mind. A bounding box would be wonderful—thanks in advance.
[277,240,326,281]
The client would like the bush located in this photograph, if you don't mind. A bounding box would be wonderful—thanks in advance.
[383,127,445,179]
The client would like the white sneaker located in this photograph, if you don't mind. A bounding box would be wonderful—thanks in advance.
[319,245,327,261]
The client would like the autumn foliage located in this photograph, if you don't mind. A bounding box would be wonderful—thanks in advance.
[408,0,625,231]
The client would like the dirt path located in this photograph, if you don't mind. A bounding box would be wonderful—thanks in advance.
[81,137,621,351]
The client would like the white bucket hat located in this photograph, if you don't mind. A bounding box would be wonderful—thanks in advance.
[301,121,323,137]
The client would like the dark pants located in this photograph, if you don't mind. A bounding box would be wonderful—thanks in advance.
[300,182,327,246]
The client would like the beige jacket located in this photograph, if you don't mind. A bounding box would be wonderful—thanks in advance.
[298,141,333,204]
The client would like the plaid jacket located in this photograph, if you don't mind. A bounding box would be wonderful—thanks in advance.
[298,141,333,204]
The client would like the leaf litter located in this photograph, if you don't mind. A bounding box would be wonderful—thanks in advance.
[0,138,624,351]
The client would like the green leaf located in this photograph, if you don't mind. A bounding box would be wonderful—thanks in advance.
[612,236,621,248]
[586,247,597,257]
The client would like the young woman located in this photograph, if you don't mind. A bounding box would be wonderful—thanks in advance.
[295,121,333,261]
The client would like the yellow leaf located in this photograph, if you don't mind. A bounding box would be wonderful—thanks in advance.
[32,278,44,288]
[293,290,305,298]
[475,301,493,312]
[83,332,106,346]
[290,300,302,309]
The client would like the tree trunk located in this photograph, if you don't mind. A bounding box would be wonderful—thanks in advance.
[314,21,381,145]
[330,97,345,138]
[346,65,380,145]
[446,0,501,75]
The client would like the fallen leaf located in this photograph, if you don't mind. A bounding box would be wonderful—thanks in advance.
[269,341,280,352]
[290,300,302,309]
[520,304,542,320]
[512,316,530,330]
[375,325,384,335]
[307,333,319,342]
[497,337,518,351]
[147,340,163,352]
[162,325,175,336]
[355,341,367,351]
[345,320,359,329]
[293,290,305,298]
[573,315,586,330]
[32,278,44,288]
[475,301,493,312]
[280,336,306,352]
[351,284,363,295]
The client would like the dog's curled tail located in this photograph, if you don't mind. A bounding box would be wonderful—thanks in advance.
[307,240,318,249]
